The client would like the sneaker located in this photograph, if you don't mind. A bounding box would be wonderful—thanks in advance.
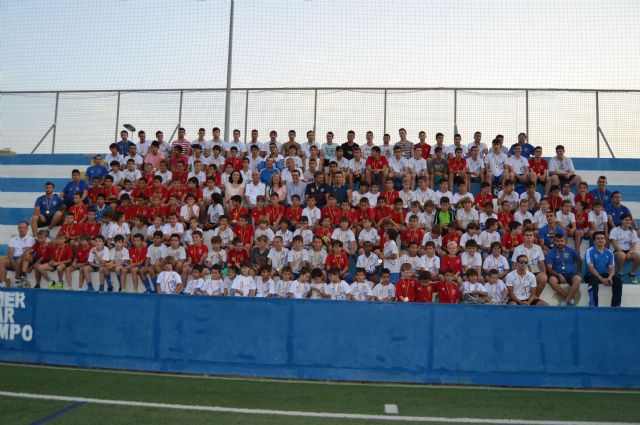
[56,281,64,289]
[630,274,637,285]
[65,286,71,291]
[567,298,575,306]
[99,285,105,293]
[48,280,56,289]
[87,283,95,292]
[558,300,567,307]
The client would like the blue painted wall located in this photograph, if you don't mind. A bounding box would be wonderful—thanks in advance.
[1,289,639,388]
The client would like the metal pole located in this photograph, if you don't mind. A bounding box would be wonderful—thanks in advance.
[525,90,529,141]
[243,89,249,143]
[178,90,183,126]
[51,92,59,154]
[595,91,600,158]
[313,89,318,134]
[114,91,121,143]
[453,89,458,135]
[223,0,235,143]
[383,90,388,135]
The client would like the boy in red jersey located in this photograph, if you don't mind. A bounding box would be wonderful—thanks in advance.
[395,263,417,302]
[182,231,208,284]
[227,237,249,268]
[124,233,148,293]
[528,146,550,195]
[35,232,72,289]
[325,240,350,282]
[68,193,88,224]
[234,215,255,251]
[65,234,92,290]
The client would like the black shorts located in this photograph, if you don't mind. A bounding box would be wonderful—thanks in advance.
[38,215,54,226]
[558,273,580,284]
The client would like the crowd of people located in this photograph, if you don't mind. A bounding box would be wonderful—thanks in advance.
[1,127,638,307]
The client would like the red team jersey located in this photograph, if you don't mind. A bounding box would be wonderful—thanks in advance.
[325,252,349,271]
[321,206,342,226]
[82,221,100,238]
[284,206,303,223]
[501,232,524,251]
[68,204,88,222]
[365,156,388,170]
[227,249,249,266]
[414,282,436,303]
[395,278,417,302]
[75,245,92,263]
[574,193,595,210]
[475,192,494,210]
[447,157,467,173]
[528,158,548,176]
[401,228,425,248]
[187,243,208,265]
[49,244,72,262]
[234,225,255,245]
[59,223,83,240]
[440,255,462,275]
[129,245,148,265]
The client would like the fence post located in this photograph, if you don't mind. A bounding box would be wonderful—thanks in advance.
[383,90,388,136]
[243,89,249,143]
[178,90,183,126]
[525,90,529,142]
[313,89,318,134]
[114,91,121,143]
[223,0,235,143]
[453,89,458,135]
[51,92,59,154]
[595,91,600,158]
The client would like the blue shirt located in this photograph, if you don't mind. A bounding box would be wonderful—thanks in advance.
[93,205,111,223]
[605,204,631,227]
[116,140,135,156]
[61,180,89,205]
[35,194,62,217]
[589,188,612,208]
[585,246,615,275]
[537,225,565,248]
[331,184,350,204]
[85,165,109,183]
[509,143,535,159]
[545,246,580,274]
[259,167,278,185]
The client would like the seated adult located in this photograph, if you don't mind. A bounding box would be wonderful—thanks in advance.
[85,154,109,185]
[589,175,613,208]
[508,132,535,158]
[585,231,622,307]
[548,145,582,190]
[545,234,581,306]
[30,181,64,237]
[506,254,548,305]
[606,191,637,231]
[609,213,639,284]
[0,222,35,285]
[59,169,88,208]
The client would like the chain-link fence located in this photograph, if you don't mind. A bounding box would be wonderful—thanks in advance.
[1,88,638,158]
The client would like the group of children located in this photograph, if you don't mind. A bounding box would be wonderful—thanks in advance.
[11,127,638,305]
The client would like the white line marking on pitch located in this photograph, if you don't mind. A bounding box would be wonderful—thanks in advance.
[384,404,399,414]
[0,391,637,425]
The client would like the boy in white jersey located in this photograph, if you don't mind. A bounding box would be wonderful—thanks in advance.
[372,269,396,301]
[255,265,277,298]
[484,269,508,305]
[231,262,256,297]
[460,269,489,304]
[319,268,353,301]
[201,265,226,296]
[157,257,184,295]
[351,268,374,301]
[482,242,510,280]
[183,265,205,295]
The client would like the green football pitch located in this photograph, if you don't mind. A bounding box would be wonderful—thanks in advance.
[1,363,639,425]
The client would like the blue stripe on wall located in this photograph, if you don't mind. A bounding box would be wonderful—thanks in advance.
[0,178,69,192]
[0,208,33,224]
[0,154,92,165]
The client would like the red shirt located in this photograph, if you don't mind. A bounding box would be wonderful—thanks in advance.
[326,252,349,271]
[32,242,51,262]
[440,255,462,274]
[147,205,168,221]
[315,227,333,239]
[172,171,188,186]
[575,211,590,229]
[498,211,514,229]
[187,243,208,265]
[185,188,204,203]
[501,232,524,251]
[130,205,150,221]
[475,192,494,210]
[416,142,432,160]
[87,186,101,204]
[59,223,83,240]
[284,206,303,223]
[574,193,595,210]
[414,282,435,303]
[321,206,342,226]
[75,245,92,263]
[352,207,376,224]
[169,186,187,202]
[68,204,88,222]
[50,244,72,262]
[395,278,417,302]
[365,156,388,170]
[251,207,268,225]
[169,155,189,171]
[224,157,243,172]
[547,195,564,212]
[227,248,249,266]
[146,187,170,203]
[229,207,248,224]
[401,228,425,248]
[266,204,284,224]
[528,158,548,176]
[374,206,393,224]
[448,157,467,173]
[380,189,399,206]
[129,245,148,265]
[388,209,406,226]
[234,225,255,245]
[82,221,100,238]
[441,231,461,248]
[101,185,120,199]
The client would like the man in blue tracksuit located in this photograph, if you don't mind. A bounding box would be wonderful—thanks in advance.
[584,231,622,307]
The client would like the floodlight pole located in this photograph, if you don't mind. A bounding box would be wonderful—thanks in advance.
[223,0,235,144]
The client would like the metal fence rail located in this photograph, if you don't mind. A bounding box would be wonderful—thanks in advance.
[1,87,639,158]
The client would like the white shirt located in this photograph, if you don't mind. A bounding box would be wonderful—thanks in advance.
[514,210,534,224]
[350,281,373,301]
[466,156,485,174]
[556,211,576,228]
[372,283,396,301]
[212,227,234,245]
[161,222,184,239]
[399,253,422,273]
[301,206,321,227]
[331,228,356,246]
[512,243,545,267]
[356,253,380,274]
[505,270,537,301]
[158,271,181,293]
[461,251,482,268]
[325,281,352,300]
[146,244,167,265]
[165,245,186,261]
[308,249,328,269]
[483,254,510,273]
[461,281,487,295]
[434,190,454,207]
[201,278,225,296]
[348,158,366,175]
[88,247,110,264]
[388,156,408,173]
[255,277,277,298]
[533,210,548,229]
[283,280,305,298]
[520,191,541,205]
[610,226,638,251]
[292,228,314,246]
[484,280,507,304]
[184,277,204,295]
[109,247,130,264]
[206,249,227,267]
[383,240,400,273]
[357,228,380,245]
[412,188,436,204]
[408,157,427,174]
[8,234,35,258]
[287,249,309,273]
[485,151,508,177]
[497,190,520,210]
[507,155,529,175]
[456,208,479,228]
[421,254,441,274]
[588,210,608,231]
[478,230,500,248]
[548,156,575,173]
[107,223,130,241]
[231,275,256,297]
[267,247,289,272]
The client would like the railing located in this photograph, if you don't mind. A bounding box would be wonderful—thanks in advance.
[1,87,639,158]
